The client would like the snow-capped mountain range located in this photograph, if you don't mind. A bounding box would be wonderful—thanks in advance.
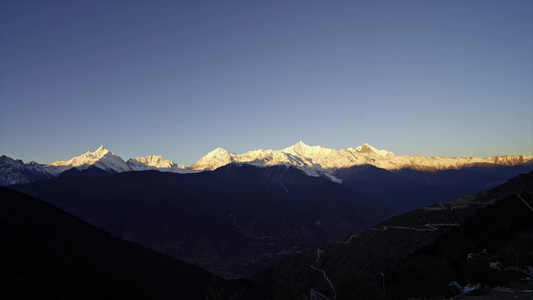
[189,140,531,171]
[48,146,131,174]
[47,146,189,174]
[1,141,532,186]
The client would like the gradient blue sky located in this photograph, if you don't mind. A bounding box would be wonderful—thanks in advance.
[1,1,532,166]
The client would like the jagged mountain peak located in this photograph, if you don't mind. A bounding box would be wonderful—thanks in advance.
[94,145,108,154]
[293,140,310,149]
[282,141,325,157]
[0,155,55,185]
[190,147,234,170]
[285,140,311,149]
[128,155,187,171]
[83,145,110,158]
[48,146,130,173]
[52,145,113,163]
[135,155,164,162]
[210,147,231,154]
[131,155,167,167]
[355,143,394,157]
[203,148,233,161]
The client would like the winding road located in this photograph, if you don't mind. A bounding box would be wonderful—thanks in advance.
[309,223,459,299]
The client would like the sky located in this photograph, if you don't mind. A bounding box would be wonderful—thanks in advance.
[1,1,532,166]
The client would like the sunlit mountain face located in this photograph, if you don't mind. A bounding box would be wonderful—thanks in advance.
[3,141,532,181]
[190,141,533,173]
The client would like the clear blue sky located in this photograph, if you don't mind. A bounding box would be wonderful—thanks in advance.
[1,1,532,166]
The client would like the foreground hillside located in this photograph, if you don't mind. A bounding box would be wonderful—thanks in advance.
[255,171,533,299]
[0,187,263,299]
[335,192,533,299]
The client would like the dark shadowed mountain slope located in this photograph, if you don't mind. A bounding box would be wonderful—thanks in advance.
[368,192,533,300]
[57,165,117,177]
[254,171,533,299]
[11,164,390,278]
[333,164,532,213]
[0,187,264,300]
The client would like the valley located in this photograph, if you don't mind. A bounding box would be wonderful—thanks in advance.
[10,164,389,278]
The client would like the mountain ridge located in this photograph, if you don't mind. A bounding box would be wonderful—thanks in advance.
[2,142,532,186]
